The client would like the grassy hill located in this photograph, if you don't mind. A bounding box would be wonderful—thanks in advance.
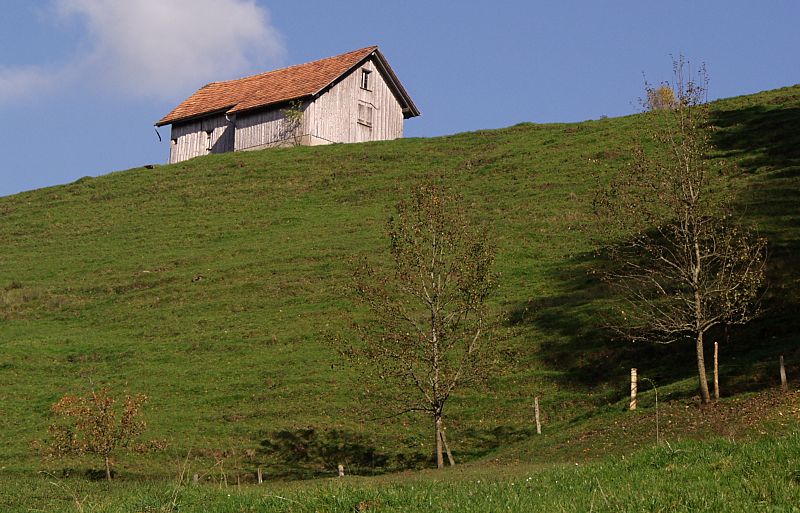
[0,84,799,510]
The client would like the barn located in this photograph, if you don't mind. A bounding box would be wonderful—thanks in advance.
[155,46,420,164]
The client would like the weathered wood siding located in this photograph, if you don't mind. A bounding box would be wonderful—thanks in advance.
[169,114,234,164]
[304,58,404,144]
[167,57,406,163]
[233,102,311,152]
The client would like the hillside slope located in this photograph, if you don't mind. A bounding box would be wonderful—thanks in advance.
[0,85,798,480]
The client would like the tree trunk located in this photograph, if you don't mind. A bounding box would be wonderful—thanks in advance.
[104,455,112,481]
[434,414,444,469]
[696,331,711,404]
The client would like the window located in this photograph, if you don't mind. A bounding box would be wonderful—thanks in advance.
[205,130,213,153]
[360,69,372,90]
[357,102,373,127]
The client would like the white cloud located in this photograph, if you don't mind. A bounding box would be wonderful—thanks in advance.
[0,0,284,103]
[0,66,64,104]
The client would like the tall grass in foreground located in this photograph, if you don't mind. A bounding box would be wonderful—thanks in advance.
[6,431,799,512]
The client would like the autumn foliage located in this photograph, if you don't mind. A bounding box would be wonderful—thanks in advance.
[645,84,678,111]
[42,387,158,481]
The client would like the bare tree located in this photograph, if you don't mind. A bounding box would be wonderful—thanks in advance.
[350,181,496,468]
[596,57,767,404]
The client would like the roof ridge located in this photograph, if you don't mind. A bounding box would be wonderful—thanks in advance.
[207,45,378,88]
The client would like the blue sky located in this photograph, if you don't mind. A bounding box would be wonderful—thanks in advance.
[1,1,798,197]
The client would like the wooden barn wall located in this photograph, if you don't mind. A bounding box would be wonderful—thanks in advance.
[167,56,407,162]
[233,102,311,152]
[304,58,404,145]
[169,114,234,164]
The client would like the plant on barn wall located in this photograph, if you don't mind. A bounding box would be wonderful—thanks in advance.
[279,100,305,147]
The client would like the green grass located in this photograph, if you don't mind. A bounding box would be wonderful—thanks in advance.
[0,84,799,509]
[5,427,800,512]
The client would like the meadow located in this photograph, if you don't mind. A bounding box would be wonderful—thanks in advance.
[0,84,798,510]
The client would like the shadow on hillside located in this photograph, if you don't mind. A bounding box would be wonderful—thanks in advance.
[254,425,536,480]
[711,105,800,177]
[511,250,798,404]
[257,428,428,479]
[508,255,700,401]
[455,425,535,460]
[709,103,800,365]
[510,102,800,403]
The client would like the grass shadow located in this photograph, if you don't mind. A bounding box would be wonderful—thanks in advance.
[510,245,796,405]
[711,104,800,177]
[508,253,700,400]
[455,425,535,460]
[258,428,429,479]
[509,97,800,401]
[709,100,800,390]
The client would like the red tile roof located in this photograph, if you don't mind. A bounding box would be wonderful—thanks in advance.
[156,46,418,126]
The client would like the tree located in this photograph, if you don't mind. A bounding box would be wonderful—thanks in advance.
[595,57,767,404]
[42,387,156,480]
[351,181,496,468]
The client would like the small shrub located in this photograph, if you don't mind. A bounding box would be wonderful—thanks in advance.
[38,387,164,481]
[646,84,677,111]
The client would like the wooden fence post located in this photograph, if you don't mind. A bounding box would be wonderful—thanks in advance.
[714,341,720,400]
[439,430,456,466]
[780,355,788,392]
[630,368,637,410]
[534,396,542,434]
